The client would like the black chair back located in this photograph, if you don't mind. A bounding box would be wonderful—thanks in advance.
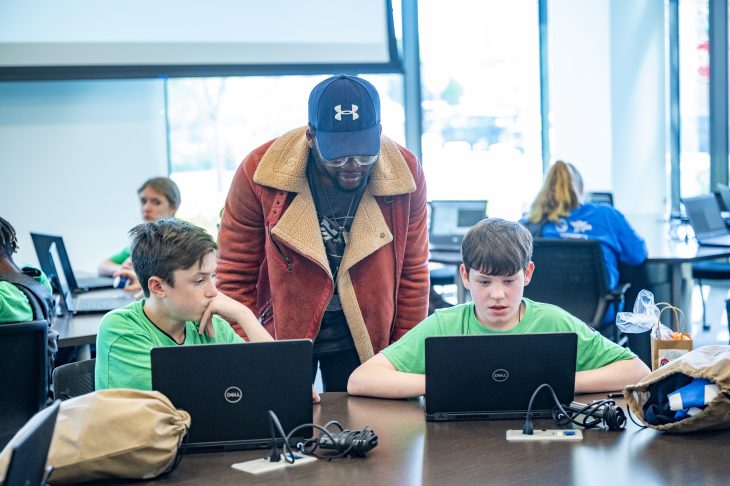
[0,320,48,448]
[52,359,96,400]
[524,239,609,328]
[1,400,60,486]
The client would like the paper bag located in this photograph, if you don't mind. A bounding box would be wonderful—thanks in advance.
[650,303,693,370]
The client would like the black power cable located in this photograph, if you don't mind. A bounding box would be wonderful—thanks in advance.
[267,410,378,464]
[522,384,627,435]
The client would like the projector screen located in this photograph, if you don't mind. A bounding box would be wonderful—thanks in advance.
[0,0,400,80]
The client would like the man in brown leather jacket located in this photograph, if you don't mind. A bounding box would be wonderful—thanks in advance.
[217,75,429,391]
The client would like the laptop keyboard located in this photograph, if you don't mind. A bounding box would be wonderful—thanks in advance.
[74,297,131,312]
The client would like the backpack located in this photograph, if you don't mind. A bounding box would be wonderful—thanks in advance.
[0,269,59,391]
[0,269,55,322]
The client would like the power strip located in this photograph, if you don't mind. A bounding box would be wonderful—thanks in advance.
[506,429,583,442]
[232,453,317,475]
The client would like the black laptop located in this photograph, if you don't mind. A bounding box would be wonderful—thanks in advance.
[429,200,487,251]
[31,233,113,291]
[683,195,730,246]
[425,333,577,421]
[151,340,313,452]
[46,241,134,314]
[1,400,60,486]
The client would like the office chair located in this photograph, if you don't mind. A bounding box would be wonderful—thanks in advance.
[1,400,60,486]
[0,321,48,449]
[524,239,629,341]
[52,358,96,400]
[691,260,730,331]
[428,265,456,314]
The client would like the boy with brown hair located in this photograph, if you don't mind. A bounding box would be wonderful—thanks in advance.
[347,218,650,399]
[96,219,280,392]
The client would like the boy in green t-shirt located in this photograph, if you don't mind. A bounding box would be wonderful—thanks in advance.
[347,218,650,399]
[95,219,314,396]
[0,217,54,323]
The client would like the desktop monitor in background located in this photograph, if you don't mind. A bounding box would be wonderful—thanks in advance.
[429,200,488,251]
[587,192,614,207]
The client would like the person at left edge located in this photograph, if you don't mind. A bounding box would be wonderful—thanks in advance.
[216,75,429,392]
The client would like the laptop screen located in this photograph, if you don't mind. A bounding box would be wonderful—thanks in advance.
[30,233,81,292]
[684,195,727,235]
[429,200,487,246]
[716,185,730,212]
[425,333,577,421]
[151,340,313,451]
[48,242,73,308]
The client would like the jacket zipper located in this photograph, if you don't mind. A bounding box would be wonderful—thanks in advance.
[388,197,398,339]
[268,227,292,272]
[258,303,273,325]
[267,227,335,343]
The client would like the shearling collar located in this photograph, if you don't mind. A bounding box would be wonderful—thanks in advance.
[252,126,416,196]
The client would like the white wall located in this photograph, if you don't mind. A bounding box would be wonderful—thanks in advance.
[610,0,667,216]
[0,79,167,272]
[549,0,613,187]
[550,0,667,216]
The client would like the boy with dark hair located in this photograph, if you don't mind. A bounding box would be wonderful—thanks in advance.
[0,216,54,323]
[347,218,650,399]
[95,219,277,391]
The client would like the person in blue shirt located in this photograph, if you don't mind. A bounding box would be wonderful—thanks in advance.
[520,161,647,323]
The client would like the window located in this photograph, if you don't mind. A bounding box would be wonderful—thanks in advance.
[679,0,710,198]
[418,0,543,219]
[167,74,404,234]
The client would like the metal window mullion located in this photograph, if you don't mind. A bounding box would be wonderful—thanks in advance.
[669,0,681,213]
[709,0,729,189]
[401,0,423,162]
[538,0,550,173]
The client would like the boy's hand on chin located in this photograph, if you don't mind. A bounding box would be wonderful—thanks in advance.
[198,293,250,338]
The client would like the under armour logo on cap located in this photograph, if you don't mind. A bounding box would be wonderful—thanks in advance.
[334,104,359,121]
[308,75,381,160]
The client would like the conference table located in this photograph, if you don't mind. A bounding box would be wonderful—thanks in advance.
[110,392,730,485]
[54,312,101,348]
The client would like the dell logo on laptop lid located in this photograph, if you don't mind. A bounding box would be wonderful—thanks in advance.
[224,386,243,403]
[492,369,509,382]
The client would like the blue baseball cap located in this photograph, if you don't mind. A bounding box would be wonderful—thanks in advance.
[308,75,381,160]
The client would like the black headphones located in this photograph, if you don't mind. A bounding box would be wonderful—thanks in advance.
[553,400,627,431]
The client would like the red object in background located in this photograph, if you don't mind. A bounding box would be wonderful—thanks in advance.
[698,40,709,78]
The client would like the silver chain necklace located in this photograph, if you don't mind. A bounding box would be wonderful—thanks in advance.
[319,185,357,245]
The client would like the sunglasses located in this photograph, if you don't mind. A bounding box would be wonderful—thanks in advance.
[321,154,380,168]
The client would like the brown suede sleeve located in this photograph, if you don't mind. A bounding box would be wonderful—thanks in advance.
[216,140,275,320]
[391,147,429,343]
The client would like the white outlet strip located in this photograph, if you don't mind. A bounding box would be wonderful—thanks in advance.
[232,453,318,475]
[506,429,583,442]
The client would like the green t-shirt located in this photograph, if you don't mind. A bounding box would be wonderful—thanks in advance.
[108,247,131,265]
[382,298,636,374]
[95,299,244,391]
[0,266,53,323]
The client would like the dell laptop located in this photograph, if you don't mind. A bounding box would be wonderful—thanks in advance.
[151,340,313,452]
[31,233,113,291]
[46,241,134,314]
[1,400,59,486]
[425,333,577,421]
[429,200,487,252]
[683,195,730,247]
